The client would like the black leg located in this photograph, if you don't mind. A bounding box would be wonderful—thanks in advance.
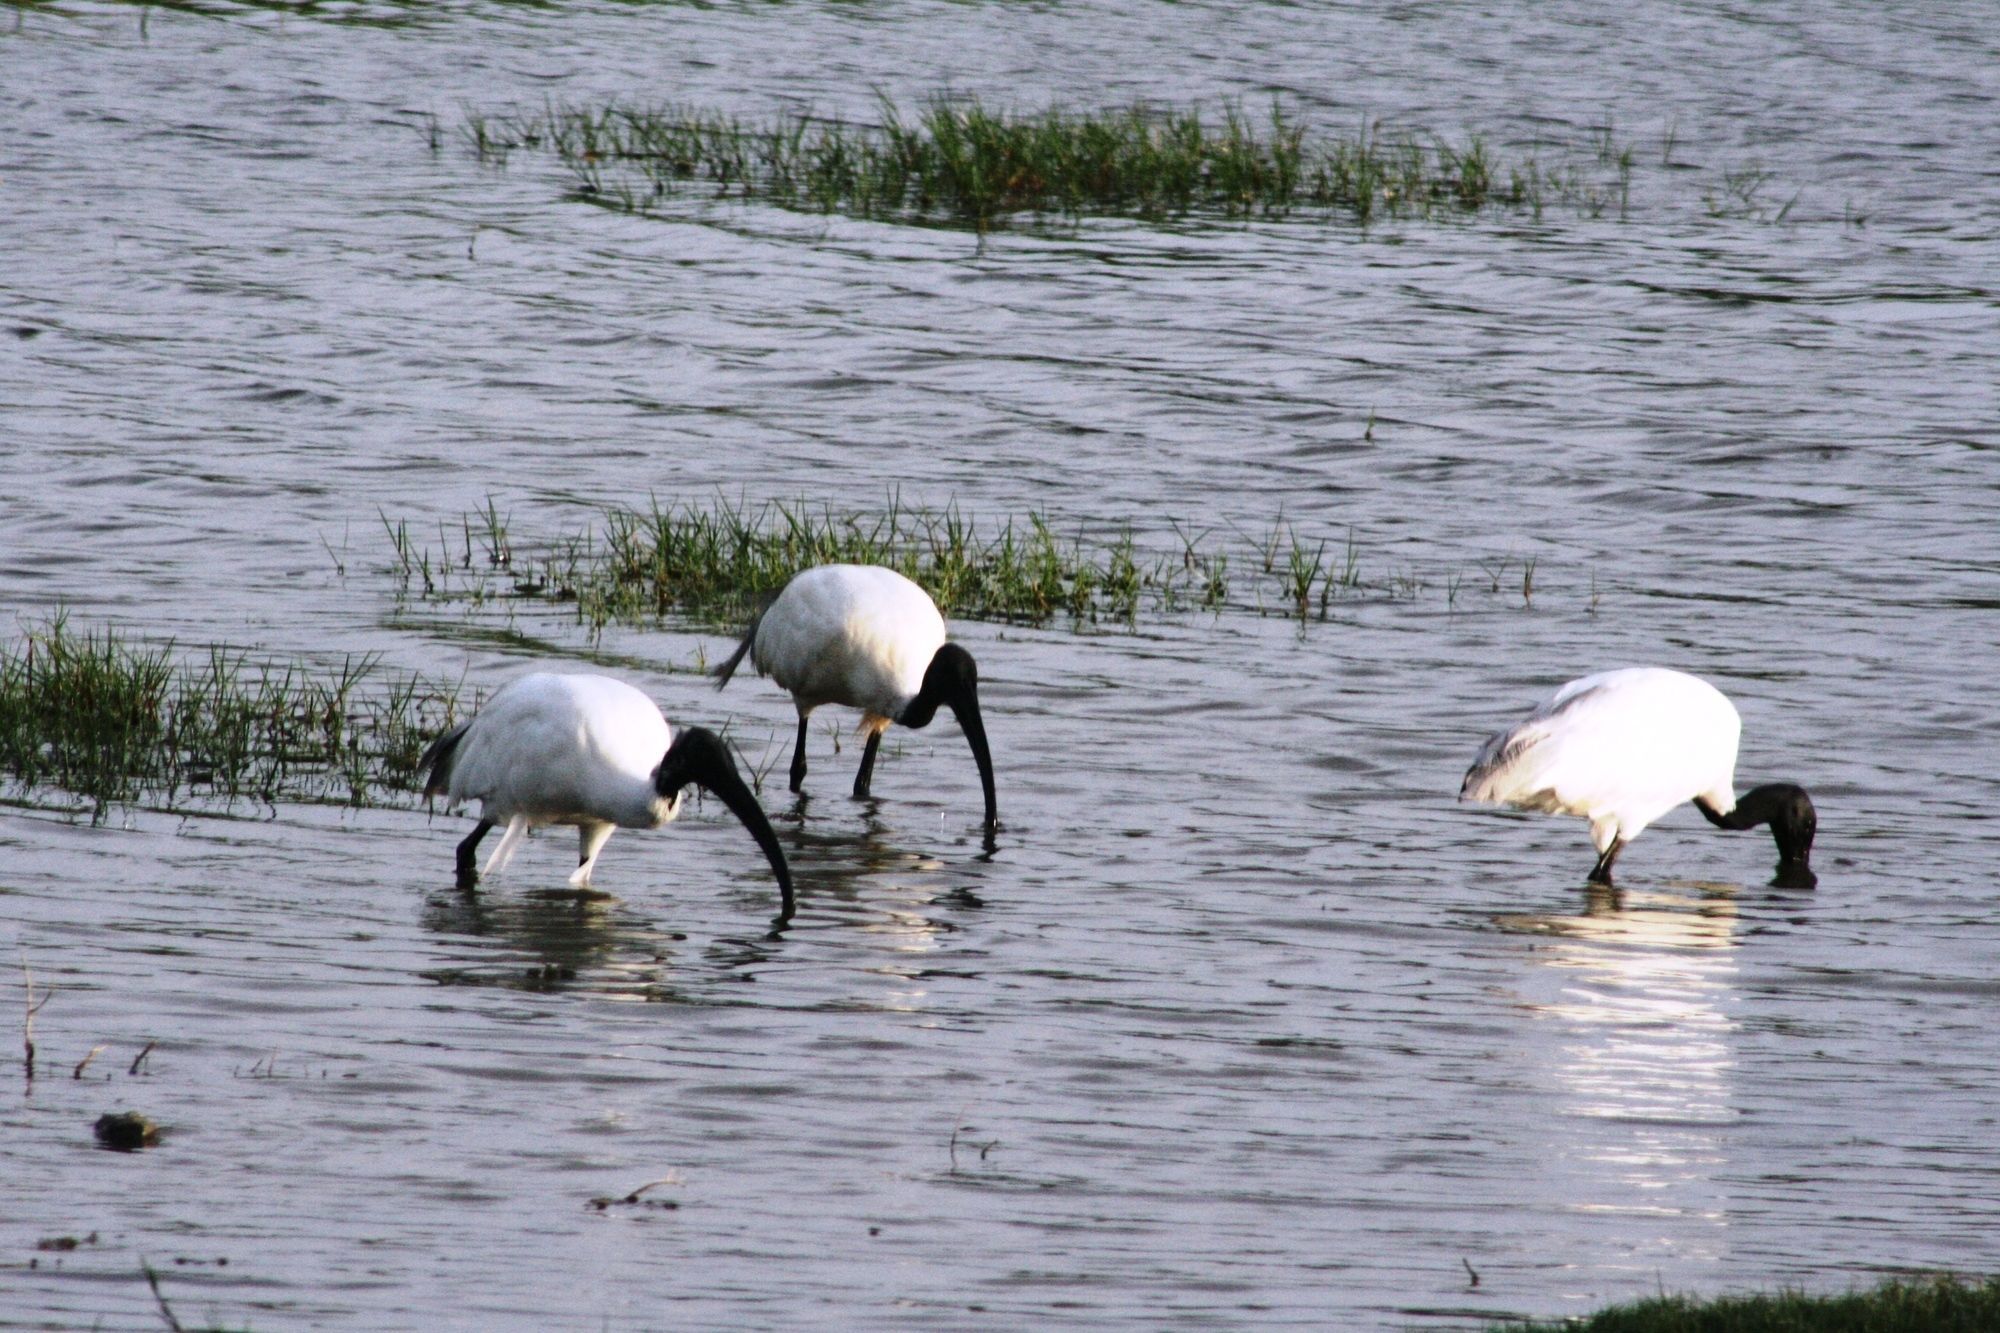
[788,715,810,793]
[456,820,494,891]
[853,729,883,799]
[1587,839,1623,886]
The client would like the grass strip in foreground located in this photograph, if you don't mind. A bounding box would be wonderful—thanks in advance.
[0,614,463,819]
[1493,1273,2000,1332]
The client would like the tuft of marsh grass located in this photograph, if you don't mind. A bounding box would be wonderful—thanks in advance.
[464,96,1646,230]
[386,495,1192,629]
[384,496,1550,630]
[1492,1273,2000,1332]
[0,613,465,820]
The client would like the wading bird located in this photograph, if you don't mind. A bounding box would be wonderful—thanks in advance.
[713,564,997,832]
[1460,666,1816,886]
[420,673,793,915]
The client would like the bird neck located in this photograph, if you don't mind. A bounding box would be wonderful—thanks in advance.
[1694,794,1753,831]
[897,691,941,729]
[895,667,950,729]
[896,643,974,730]
[1696,785,1790,832]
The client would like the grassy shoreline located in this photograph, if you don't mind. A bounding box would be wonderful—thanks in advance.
[1492,1273,2000,1331]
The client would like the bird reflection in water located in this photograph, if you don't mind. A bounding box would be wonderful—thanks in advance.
[418,884,689,996]
[414,810,984,1006]
[771,805,986,1015]
[1494,882,1748,1255]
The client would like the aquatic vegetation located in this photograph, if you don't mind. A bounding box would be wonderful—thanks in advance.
[385,495,1200,629]
[463,96,1641,229]
[1493,1273,2000,1332]
[0,614,464,819]
[382,496,1541,631]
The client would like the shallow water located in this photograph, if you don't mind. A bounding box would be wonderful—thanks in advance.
[3,0,1999,1327]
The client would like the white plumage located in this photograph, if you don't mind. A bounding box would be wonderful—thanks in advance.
[714,564,997,831]
[1461,666,1817,885]
[747,565,944,719]
[421,673,792,911]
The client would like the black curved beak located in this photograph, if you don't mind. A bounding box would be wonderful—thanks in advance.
[656,727,795,920]
[948,683,997,835]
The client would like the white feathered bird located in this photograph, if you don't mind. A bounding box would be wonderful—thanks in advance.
[419,673,793,913]
[1460,666,1816,885]
[712,564,996,832]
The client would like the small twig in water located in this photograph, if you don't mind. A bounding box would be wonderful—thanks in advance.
[586,1175,683,1210]
[130,1039,157,1076]
[143,1261,185,1332]
[947,1102,972,1172]
[23,961,52,1082]
[73,1044,107,1080]
[1463,1256,1480,1287]
[947,1103,999,1171]
[621,1177,678,1204]
[317,528,347,577]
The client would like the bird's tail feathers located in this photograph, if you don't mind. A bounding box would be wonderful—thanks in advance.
[710,604,766,690]
[419,719,474,798]
[1460,723,1559,807]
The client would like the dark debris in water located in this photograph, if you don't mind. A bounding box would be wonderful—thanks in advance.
[35,1232,99,1252]
[93,1111,160,1152]
[588,1178,681,1212]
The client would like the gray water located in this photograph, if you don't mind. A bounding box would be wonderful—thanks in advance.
[4,1,1999,1327]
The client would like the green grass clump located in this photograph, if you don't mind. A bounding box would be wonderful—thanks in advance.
[466,96,1627,229]
[384,496,1543,632]
[0,614,464,819]
[386,495,1195,630]
[1494,1273,2000,1332]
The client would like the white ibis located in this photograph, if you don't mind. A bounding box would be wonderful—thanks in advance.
[712,563,996,831]
[419,672,793,915]
[1460,666,1816,886]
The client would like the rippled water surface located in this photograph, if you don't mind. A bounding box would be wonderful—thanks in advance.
[4,1,1999,1327]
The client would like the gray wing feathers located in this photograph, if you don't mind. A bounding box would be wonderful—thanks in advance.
[1459,682,1608,804]
[710,605,765,690]
[1462,725,1531,799]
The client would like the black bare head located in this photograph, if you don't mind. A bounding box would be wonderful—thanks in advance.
[1736,782,1818,887]
[896,643,997,833]
[654,726,795,917]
